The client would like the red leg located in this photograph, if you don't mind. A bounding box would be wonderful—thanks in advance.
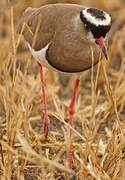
[38,63,50,138]
[67,79,80,170]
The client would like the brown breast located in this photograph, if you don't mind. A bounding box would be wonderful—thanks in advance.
[17,3,101,73]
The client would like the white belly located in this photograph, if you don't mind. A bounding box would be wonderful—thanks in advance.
[27,42,53,69]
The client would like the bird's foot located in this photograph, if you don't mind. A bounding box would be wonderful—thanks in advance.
[67,143,73,170]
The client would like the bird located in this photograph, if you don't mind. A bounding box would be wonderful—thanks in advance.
[17,3,112,171]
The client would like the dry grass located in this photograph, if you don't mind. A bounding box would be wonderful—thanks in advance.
[0,0,125,179]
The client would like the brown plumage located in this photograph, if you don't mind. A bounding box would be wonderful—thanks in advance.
[17,3,101,73]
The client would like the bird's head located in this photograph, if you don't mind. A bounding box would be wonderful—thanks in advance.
[80,8,112,60]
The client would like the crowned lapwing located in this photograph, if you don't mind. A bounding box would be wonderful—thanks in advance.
[17,3,112,171]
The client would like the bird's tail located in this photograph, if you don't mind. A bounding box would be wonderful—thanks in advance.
[16,7,35,34]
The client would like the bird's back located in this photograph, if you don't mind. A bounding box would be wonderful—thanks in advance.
[17,4,100,73]
[17,4,83,50]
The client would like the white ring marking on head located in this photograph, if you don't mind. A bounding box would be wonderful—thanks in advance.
[82,8,111,26]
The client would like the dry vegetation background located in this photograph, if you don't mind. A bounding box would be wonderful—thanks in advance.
[1,0,125,179]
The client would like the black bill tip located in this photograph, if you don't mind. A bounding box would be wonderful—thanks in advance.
[102,46,108,60]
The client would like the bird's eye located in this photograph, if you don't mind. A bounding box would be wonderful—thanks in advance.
[84,24,90,31]
[95,40,98,44]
